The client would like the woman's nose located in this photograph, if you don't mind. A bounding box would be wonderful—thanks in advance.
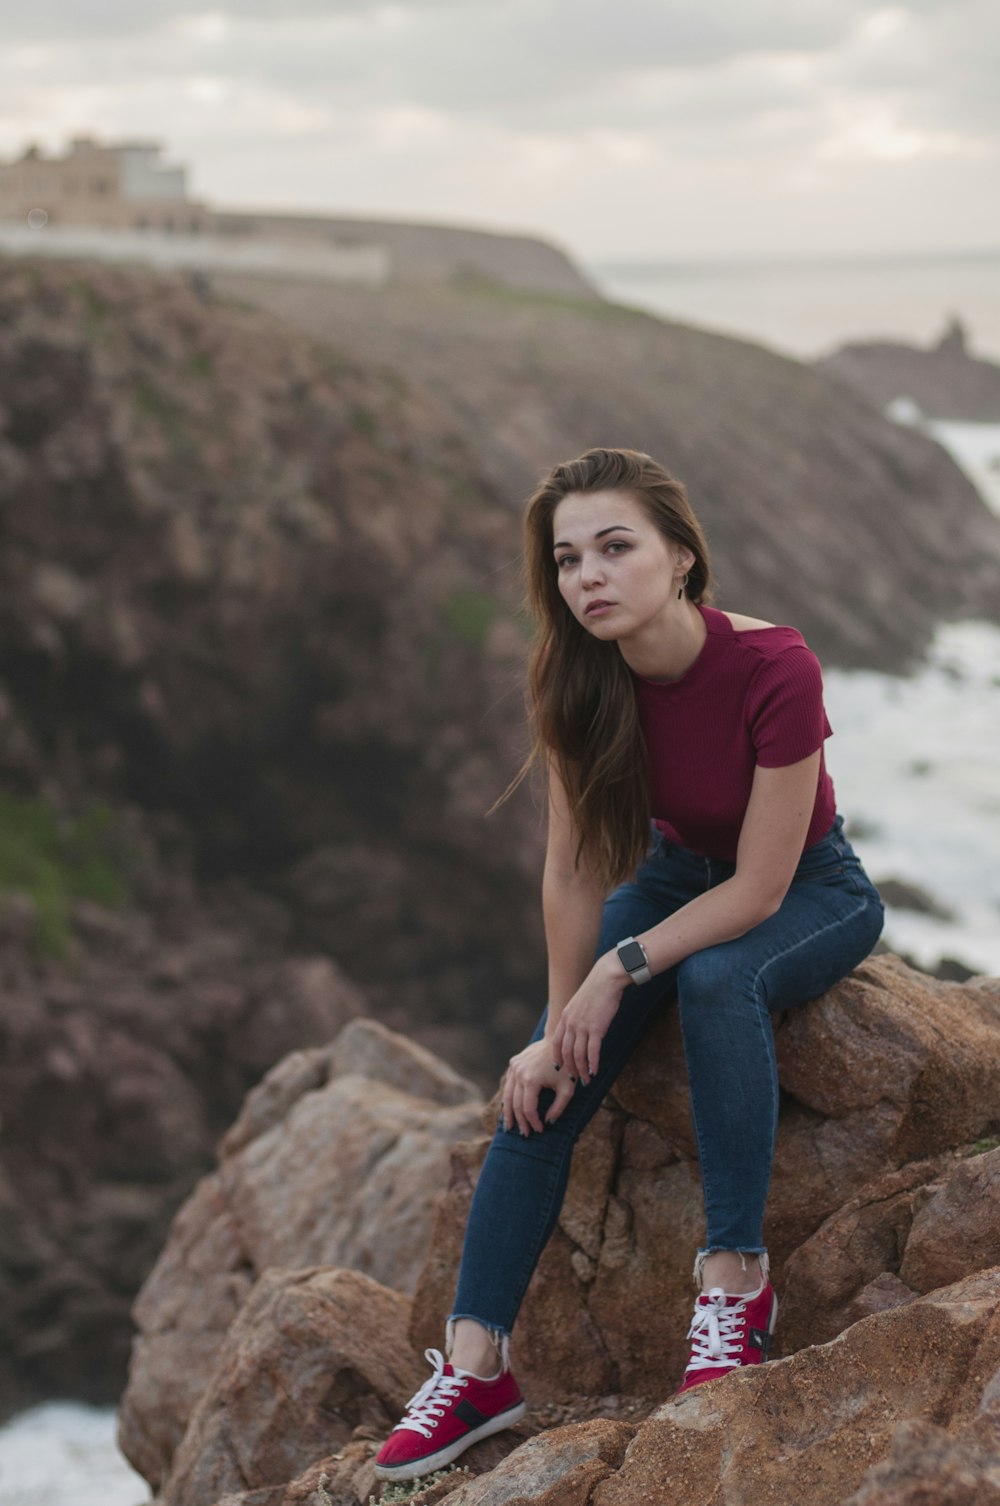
[581,552,606,586]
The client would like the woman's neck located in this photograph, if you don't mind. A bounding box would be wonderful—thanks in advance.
[618,601,708,682]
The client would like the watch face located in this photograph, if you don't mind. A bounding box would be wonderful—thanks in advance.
[618,940,646,972]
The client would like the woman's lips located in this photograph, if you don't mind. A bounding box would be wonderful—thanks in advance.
[585,601,615,617]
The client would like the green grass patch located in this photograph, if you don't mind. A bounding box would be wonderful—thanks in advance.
[71,277,107,334]
[968,1135,1000,1156]
[188,350,213,379]
[439,590,498,648]
[351,404,380,438]
[0,793,130,958]
[450,270,642,322]
[132,378,197,460]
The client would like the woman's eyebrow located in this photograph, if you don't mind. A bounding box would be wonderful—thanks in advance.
[553,524,636,551]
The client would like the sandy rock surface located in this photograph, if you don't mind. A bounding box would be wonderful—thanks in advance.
[159,1267,424,1506]
[118,1018,483,1491]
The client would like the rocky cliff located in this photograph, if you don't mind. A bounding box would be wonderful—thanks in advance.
[117,955,1000,1506]
[208,270,1000,672]
[212,210,600,298]
[3,253,1000,1417]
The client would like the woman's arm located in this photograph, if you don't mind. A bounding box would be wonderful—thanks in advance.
[552,750,822,1082]
[501,755,606,1136]
[541,754,607,1036]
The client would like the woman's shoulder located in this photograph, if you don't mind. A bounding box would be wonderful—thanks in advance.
[712,607,815,665]
[717,609,777,633]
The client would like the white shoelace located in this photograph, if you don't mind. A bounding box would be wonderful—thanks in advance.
[393,1349,469,1438]
[684,1287,750,1373]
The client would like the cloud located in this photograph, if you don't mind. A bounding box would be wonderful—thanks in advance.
[1,0,996,256]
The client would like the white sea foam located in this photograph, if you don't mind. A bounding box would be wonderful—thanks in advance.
[0,1402,150,1506]
[825,616,1000,977]
[927,419,1000,516]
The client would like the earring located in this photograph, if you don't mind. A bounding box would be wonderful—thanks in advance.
[677,571,690,600]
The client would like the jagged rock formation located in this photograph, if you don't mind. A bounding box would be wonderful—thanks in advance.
[117,1019,483,1490]
[818,320,1000,421]
[118,955,1000,1506]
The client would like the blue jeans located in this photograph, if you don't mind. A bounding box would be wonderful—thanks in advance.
[450,815,884,1336]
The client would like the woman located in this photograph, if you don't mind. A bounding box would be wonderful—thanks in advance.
[375,447,884,1482]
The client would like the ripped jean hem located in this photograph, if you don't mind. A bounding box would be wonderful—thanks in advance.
[693,1247,770,1289]
[445,1312,511,1371]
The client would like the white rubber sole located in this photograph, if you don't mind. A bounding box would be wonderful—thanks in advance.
[374,1399,528,1481]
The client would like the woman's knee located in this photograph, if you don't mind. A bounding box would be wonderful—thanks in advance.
[676,944,740,1009]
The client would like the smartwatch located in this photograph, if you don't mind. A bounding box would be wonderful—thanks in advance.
[616,936,652,986]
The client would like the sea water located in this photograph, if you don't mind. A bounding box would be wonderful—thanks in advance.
[587,249,1000,365]
[825,618,1000,978]
[0,1402,149,1506]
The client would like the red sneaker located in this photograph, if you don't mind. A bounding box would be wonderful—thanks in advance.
[374,1347,526,1481]
[675,1283,779,1394]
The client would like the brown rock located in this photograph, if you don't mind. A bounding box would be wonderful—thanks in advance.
[774,960,1000,1162]
[119,1019,483,1492]
[842,1408,1000,1505]
[583,1269,1000,1506]
[847,1271,921,1323]
[442,1419,635,1506]
[779,1158,946,1353]
[782,1142,1000,1354]
[117,1174,256,1488]
[900,1145,1000,1294]
[159,1267,424,1506]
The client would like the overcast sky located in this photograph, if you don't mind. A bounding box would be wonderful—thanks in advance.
[2,0,998,261]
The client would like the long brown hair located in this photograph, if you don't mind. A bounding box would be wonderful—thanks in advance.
[507,446,714,892]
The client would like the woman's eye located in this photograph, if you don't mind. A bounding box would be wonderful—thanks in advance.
[556,555,577,569]
[606,541,629,554]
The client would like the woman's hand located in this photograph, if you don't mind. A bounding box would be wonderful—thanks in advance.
[550,954,627,1085]
[502,1038,577,1137]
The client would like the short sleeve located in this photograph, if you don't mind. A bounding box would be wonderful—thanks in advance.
[748,645,833,768]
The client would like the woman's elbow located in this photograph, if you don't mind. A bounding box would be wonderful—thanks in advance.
[734,879,788,929]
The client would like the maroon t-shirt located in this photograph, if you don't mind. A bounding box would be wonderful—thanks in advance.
[631,604,837,862]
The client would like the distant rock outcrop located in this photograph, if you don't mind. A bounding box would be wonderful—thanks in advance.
[117,954,1000,1506]
[818,318,1000,422]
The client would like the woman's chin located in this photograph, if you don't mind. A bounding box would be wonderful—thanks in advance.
[582,614,623,638]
